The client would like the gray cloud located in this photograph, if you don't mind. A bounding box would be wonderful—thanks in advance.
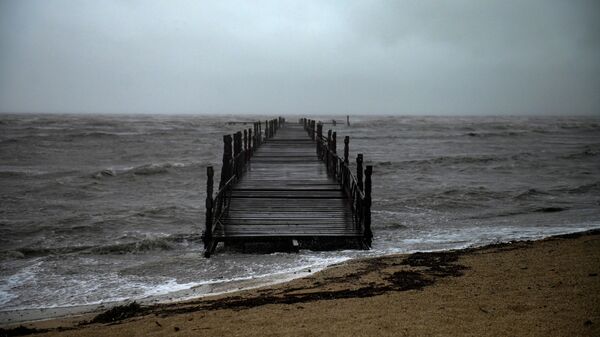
[0,0,598,115]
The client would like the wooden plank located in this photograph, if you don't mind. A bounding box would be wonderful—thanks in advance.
[235,185,340,190]
[230,199,348,206]
[217,233,362,238]
[228,211,350,217]
[226,219,352,224]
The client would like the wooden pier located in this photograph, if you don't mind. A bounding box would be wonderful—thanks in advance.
[203,117,372,257]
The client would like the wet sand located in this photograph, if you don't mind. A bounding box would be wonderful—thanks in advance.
[2,230,599,336]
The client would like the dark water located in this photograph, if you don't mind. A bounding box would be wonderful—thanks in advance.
[1,114,599,311]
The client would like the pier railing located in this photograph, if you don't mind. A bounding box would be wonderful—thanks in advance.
[203,117,285,257]
[300,118,373,248]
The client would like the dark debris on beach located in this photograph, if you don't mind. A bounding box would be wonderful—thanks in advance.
[0,325,47,337]
[90,302,145,324]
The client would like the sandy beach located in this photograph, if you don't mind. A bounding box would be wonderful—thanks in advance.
[2,230,599,337]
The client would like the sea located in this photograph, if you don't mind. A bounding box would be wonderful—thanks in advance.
[1,114,599,313]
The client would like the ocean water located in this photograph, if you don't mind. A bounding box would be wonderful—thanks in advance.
[0,114,599,312]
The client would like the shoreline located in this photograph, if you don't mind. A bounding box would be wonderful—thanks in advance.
[0,266,319,326]
[2,229,599,336]
[3,226,597,325]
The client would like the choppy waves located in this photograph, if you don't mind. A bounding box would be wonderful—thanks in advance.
[0,234,201,261]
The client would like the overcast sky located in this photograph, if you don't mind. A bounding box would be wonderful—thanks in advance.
[0,1,598,115]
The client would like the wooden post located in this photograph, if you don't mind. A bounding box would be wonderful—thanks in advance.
[258,121,262,144]
[311,120,315,141]
[343,136,349,187]
[327,129,332,173]
[343,136,349,165]
[233,132,238,178]
[356,153,363,192]
[234,131,242,177]
[248,128,253,159]
[265,120,268,140]
[347,115,350,126]
[204,166,214,248]
[220,135,233,188]
[249,128,252,157]
[364,165,373,247]
[332,132,337,177]
[332,132,337,154]
[238,131,243,169]
[243,129,248,163]
[316,123,323,157]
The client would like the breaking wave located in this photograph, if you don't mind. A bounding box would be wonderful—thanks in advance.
[92,162,189,178]
[464,131,522,138]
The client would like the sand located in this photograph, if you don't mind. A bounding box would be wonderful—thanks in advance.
[2,230,599,336]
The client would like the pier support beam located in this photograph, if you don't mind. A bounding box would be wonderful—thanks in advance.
[316,123,323,158]
[364,165,373,247]
[220,135,233,188]
[332,132,337,177]
[243,130,248,163]
[327,130,332,173]
[357,154,364,192]
[204,166,214,249]
[344,136,349,165]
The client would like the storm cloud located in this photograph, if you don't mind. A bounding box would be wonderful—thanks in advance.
[0,0,598,115]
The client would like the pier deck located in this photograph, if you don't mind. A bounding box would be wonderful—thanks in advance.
[203,118,372,257]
